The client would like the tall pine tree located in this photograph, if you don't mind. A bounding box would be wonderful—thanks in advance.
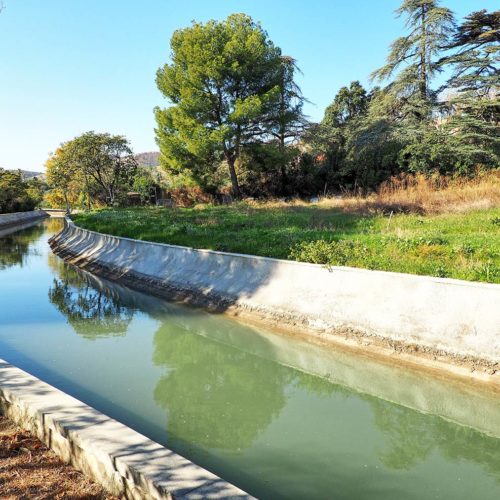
[372,0,455,121]
[438,10,499,170]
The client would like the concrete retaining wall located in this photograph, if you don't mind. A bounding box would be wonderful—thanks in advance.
[50,219,500,370]
[0,210,48,229]
[0,359,251,499]
[83,272,500,439]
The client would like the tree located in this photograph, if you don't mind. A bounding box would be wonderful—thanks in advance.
[323,81,369,127]
[45,145,83,212]
[306,81,377,190]
[70,132,137,206]
[443,9,499,98]
[264,56,307,192]
[372,0,455,121]
[25,177,47,208]
[132,166,160,204]
[155,14,297,197]
[0,169,38,213]
[437,9,500,170]
[46,132,137,208]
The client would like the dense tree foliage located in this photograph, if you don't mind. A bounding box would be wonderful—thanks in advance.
[372,0,455,121]
[152,3,498,200]
[155,13,306,197]
[45,132,138,210]
[307,2,499,192]
[437,9,500,172]
[0,168,45,213]
[26,2,498,210]
[45,144,85,212]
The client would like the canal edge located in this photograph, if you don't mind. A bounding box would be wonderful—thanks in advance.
[49,218,500,383]
[0,359,252,499]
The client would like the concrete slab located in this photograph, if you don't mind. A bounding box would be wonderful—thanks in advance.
[0,360,252,499]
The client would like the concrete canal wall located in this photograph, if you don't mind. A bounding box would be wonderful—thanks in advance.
[0,360,251,499]
[50,219,500,373]
[82,272,500,439]
[0,210,48,230]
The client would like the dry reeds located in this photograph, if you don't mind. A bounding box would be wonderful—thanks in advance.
[369,170,500,214]
[243,170,500,215]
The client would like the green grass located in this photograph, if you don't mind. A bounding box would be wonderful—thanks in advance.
[72,204,500,283]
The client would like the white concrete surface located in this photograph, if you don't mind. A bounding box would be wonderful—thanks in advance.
[0,359,251,499]
[51,219,500,365]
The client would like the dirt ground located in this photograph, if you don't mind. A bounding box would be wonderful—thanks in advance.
[0,415,119,499]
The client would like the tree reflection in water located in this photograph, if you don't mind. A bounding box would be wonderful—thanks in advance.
[151,321,357,454]
[0,224,44,270]
[48,263,134,340]
[152,322,291,452]
[44,249,500,481]
[366,396,500,479]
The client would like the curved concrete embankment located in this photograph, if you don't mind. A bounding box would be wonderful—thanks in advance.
[50,219,500,373]
[0,210,48,231]
[82,271,500,439]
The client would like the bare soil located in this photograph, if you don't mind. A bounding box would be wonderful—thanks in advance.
[0,415,118,500]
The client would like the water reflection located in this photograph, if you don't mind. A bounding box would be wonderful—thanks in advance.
[48,262,134,340]
[31,224,500,497]
[367,396,500,478]
[152,323,291,451]
[0,224,44,270]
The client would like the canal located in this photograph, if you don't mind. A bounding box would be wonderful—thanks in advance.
[1,219,499,499]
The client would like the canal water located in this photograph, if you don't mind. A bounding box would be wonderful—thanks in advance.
[1,219,500,499]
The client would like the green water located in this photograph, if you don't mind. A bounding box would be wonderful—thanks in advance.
[1,219,500,499]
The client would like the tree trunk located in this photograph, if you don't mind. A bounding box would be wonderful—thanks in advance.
[84,174,91,211]
[279,132,287,195]
[419,4,428,100]
[226,155,241,199]
[63,190,70,214]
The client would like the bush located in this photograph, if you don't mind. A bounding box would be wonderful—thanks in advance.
[289,239,372,267]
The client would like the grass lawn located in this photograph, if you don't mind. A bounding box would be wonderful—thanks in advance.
[72,204,500,283]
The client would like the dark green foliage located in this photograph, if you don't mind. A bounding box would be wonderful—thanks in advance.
[0,168,42,213]
[155,14,305,198]
[132,167,161,205]
[443,9,499,97]
[372,0,455,121]
[323,81,369,127]
[437,9,500,172]
[306,2,499,190]
[236,143,322,197]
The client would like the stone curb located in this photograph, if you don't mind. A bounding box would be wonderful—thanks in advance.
[0,360,252,499]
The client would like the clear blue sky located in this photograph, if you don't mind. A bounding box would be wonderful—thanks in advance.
[0,0,496,171]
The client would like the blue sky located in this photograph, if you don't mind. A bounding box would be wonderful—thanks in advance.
[0,0,496,171]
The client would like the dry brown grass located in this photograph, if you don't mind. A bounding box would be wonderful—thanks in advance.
[243,170,500,215]
[0,416,117,500]
[367,170,500,214]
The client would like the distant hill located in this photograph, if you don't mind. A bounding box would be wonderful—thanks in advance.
[135,152,160,167]
[0,168,46,181]
[20,170,45,181]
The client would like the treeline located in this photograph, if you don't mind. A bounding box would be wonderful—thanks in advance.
[41,1,498,210]
[0,168,45,214]
[154,2,499,198]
